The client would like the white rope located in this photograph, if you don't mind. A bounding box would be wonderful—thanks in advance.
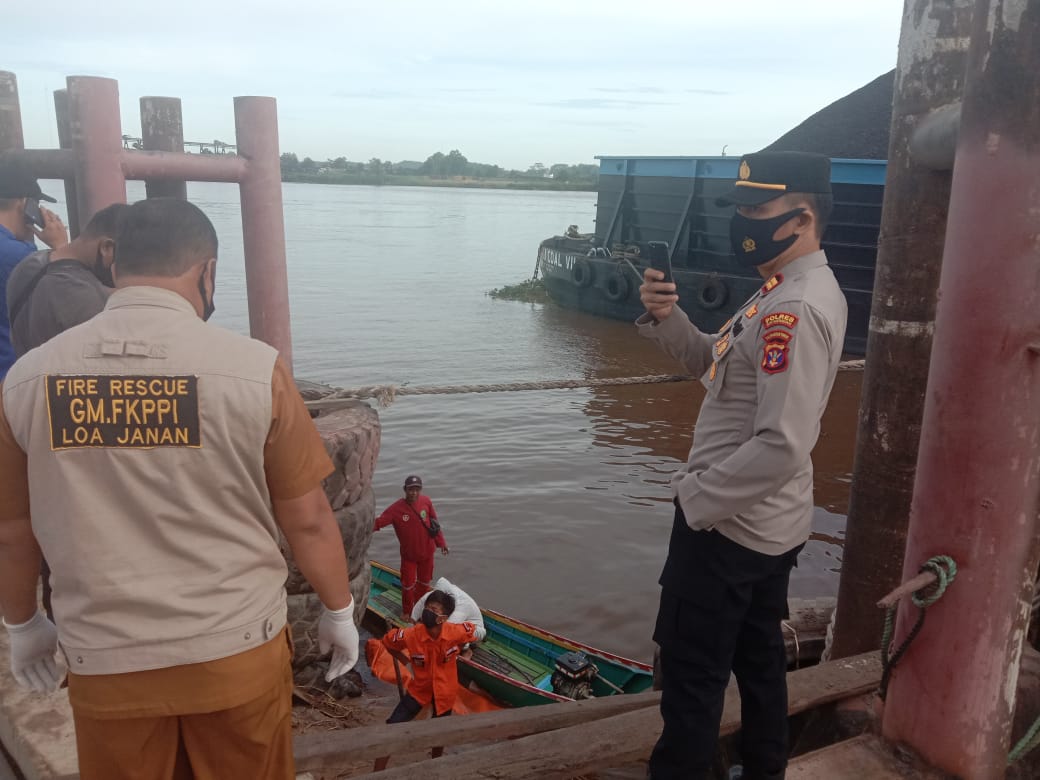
[305,360,865,410]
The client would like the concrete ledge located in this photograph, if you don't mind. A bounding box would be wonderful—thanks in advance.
[0,630,78,780]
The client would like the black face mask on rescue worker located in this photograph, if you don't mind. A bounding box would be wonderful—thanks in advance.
[93,249,114,288]
[729,208,805,267]
[198,266,215,321]
[421,609,439,630]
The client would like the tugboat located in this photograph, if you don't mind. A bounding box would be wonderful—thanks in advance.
[536,155,885,355]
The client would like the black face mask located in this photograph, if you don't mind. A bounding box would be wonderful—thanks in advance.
[729,208,805,267]
[93,249,114,288]
[421,609,440,630]
[198,265,216,321]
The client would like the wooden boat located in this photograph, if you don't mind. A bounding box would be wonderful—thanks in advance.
[365,560,654,707]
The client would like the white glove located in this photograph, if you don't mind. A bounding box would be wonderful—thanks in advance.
[318,598,359,682]
[4,611,61,693]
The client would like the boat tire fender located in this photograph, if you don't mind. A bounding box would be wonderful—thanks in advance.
[604,272,631,302]
[697,277,728,311]
[572,258,595,288]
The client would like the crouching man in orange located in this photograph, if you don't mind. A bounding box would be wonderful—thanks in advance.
[375,590,477,768]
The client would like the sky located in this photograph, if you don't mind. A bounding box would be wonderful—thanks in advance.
[6,0,905,171]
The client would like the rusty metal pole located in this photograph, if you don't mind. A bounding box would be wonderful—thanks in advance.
[67,76,127,221]
[234,96,293,367]
[53,89,80,238]
[140,97,187,200]
[0,71,24,152]
[882,1,1040,776]
[829,0,974,659]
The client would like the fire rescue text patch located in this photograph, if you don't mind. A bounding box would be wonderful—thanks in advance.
[46,375,201,450]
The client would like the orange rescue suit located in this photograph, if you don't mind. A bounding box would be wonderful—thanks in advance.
[382,621,478,715]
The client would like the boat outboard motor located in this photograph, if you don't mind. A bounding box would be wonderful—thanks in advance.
[551,651,598,699]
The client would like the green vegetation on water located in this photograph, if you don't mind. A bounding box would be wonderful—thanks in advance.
[487,277,550,304]
[280,149,597,192]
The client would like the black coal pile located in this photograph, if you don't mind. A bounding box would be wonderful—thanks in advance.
[763,70,895,159]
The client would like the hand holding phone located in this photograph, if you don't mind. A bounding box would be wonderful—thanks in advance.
[24,198,45,229]
[647,241,674,286]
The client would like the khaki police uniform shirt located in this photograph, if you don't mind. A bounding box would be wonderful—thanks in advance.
[637,250,847,555]
[0,311,333,716]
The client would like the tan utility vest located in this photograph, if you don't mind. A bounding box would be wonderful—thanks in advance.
[2,286,288,675]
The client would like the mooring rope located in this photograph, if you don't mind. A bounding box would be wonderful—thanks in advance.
[878,555,957,701]
[306,359,866,409]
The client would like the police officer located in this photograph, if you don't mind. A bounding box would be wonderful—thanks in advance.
[0,198,359,780]
[637,151,847,780]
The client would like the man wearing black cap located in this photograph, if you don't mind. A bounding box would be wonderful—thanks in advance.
[374,475,450,618]
[0,156,69,379]
[636,151,847,780]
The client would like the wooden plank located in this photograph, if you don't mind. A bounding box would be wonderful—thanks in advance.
[787,734,926,779]
[349,651,881,780]
[293,689,661,772]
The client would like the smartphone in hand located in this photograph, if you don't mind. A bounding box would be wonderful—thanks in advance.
[24,199,45,229]
[647,241,674,286]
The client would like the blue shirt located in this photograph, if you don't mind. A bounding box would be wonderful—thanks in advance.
[0,224,38,380]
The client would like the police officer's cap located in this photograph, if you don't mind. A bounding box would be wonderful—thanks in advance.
[404,475,423,489]
[716,151,831,207]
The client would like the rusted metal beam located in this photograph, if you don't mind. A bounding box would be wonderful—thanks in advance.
[882,1,1040,776]
[52,89,80,238]
[0,71,24,152]
[140,97,188,199]
[830,0,975,661]
[120,150,247,182]
[234,96,293,367]
[5,149,75,180]
[67,76,127,221]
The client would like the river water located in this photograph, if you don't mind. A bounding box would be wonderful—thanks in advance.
[43,180,857,663]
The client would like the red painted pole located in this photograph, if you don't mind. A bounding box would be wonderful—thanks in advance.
[881,1,1040,777]
[234,96,293,368]
[53,89,80,238]
[67,76,127,220]
[121,151,247,183]
[0,71,24,152]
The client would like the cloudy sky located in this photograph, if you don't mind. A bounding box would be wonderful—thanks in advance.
[7,0,904,170]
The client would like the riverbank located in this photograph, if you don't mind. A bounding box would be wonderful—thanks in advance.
[281,173,595,191]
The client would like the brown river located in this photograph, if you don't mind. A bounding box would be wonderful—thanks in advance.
[45,179,862,663]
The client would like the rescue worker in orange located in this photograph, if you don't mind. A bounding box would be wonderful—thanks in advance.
[372,590,475,770]
[374,474,449,617]
[0,198,359,780]
[382,590,476,724]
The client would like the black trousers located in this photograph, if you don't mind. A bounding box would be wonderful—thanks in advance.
[649,507,802,780]
[386,692,452,724]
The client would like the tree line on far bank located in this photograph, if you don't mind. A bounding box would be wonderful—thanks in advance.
[279,149,598,189]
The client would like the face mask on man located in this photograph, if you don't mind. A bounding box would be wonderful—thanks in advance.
[197,264,216,321]
[421,609,440,630]
[93,249,114,288]
[729,208,805,267]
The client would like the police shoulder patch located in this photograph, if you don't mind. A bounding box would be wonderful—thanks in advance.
[761,329,792,374]
[762,311,799,330]
[761,274,784,295]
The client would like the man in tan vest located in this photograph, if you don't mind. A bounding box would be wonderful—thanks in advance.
[0,198,358,780]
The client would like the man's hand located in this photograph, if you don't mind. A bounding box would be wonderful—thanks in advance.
[639,268,678,321]
[441,546,450,556]
[4,610,61,693]
[34,208,68,250]
[318,599,359,681]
